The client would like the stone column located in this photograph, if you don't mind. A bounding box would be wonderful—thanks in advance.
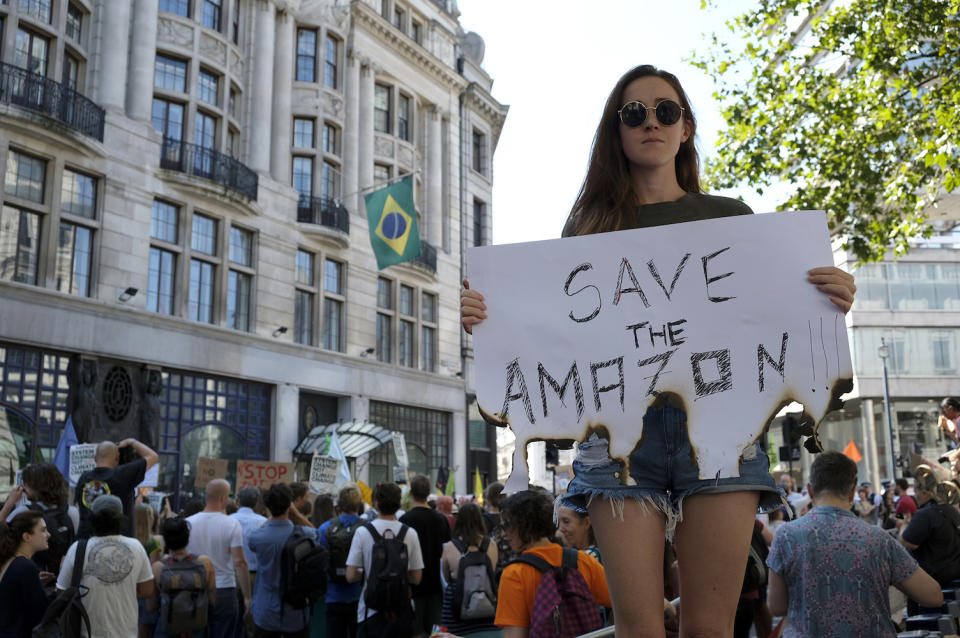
[270,9,294,183]
[274,384,299,462]
[427,107,443,248]
[357,64,374,211]
[126,0,158,121]
[249,0,276,173]
[342,54,360,213]
[98,0,132,111]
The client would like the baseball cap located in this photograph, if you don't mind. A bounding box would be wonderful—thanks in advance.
[91,494,123,517]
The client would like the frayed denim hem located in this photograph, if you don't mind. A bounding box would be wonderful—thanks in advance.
[558,488,683,540]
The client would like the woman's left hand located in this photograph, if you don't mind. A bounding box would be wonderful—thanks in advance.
[808,266,856,314]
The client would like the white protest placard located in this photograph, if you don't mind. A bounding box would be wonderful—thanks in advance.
[392,432,409,468]
[308,455,341,495]
[68,443,98,486]
[467,211,853,492]
[137,464,159,488]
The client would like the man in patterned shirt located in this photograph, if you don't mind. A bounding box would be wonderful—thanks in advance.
[767,451,942,636]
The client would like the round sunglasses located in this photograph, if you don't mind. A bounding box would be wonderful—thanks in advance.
[617,99,685,128]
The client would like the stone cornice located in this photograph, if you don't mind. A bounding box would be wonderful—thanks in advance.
[464,84,509,148]
[350,1,467,94]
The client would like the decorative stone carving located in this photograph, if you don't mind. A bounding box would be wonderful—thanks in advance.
[139,368,162,452]
[323,91,344,118]
[68,355,98,443]
[200,33,228,65]
[157,16,194,47]
[230,50,245,76]
[375,134,394,158]
[398,145,414,167]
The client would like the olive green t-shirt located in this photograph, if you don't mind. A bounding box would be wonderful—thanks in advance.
[561,192,753,237]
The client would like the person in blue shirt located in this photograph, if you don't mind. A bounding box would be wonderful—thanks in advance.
[248,483,311,638]
[316,484,364,638]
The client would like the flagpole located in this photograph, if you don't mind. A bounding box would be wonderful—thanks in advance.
[339,169,421,201]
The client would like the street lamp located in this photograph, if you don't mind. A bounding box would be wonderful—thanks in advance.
[878,337,897,479]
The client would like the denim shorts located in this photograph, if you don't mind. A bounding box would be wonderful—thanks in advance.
[561,397,783,532]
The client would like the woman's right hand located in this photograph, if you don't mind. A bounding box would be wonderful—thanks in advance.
[460,279,487,335]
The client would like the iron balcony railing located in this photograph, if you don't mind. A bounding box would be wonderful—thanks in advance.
[413,240,437,272]
[0,61,105,141]
[297,195,350,234]
[160,137,258,200]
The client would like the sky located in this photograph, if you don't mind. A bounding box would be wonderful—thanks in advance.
[456,0,789,245]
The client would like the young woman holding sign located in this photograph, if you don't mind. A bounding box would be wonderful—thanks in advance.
[460,65,856,637]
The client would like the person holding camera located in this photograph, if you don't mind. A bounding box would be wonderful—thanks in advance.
[75,438,159,539]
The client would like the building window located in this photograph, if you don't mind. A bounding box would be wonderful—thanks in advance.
[321,161,339,200]
[368,400,449,482]
[18,0,52,24]
[374,163,391,187]
[374,84,391,134]
[473,198,485,246]
[293,118,315,148]
[148,247,176,314]
[5,150,45,203]
[229,86,238,118]
[194,111,217,149]
[411,20,421,43]
[154,55,188,92]
[152,99,185,141]
[421,292,437,372]
[62,53,80,90]
[151,199,179,243]
[65,3,83,41]
[322,259,344,351]
[191,214,217,255]
[188,259,215,323]
[294,249,315,346]
[14,28,49,76]
[197,69,219,106]
[293,157,313,198]
[202,0,221,31]
[159,0,190,17]
[398,94,410,142]
[324,35,339,89]
[227,128,240,158]
[61,169,96,219]
[54,222,92,297]
[227,226,253,331]
[322,123,338,155]
[0,206,40,284]
[376,276,393,363]
[392,6,404,30]
[472,129,487,175]
[399,284,414,367]
[296,29,317,82]
[232,1,239,43]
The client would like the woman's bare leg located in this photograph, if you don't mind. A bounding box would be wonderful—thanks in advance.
[674,492,760,638]
[589,498,668,638]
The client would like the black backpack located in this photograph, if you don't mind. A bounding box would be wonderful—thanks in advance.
[33,539,91,638]
[281,527,328,608]
[452,538,497,621]
[362,522,410,615]
[326,518,360,584]
[29,503,75,575]
[158,554,209,634]
[742,524,769,593]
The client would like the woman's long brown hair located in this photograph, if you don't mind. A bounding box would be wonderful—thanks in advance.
[567,65,701,237]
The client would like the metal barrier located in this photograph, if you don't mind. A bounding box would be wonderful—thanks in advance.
[413,239,437,271]
[0,61,105,141]
[296,195,350,233]
[160,137,258,200]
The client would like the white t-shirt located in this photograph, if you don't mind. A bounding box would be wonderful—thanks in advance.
[186,511,244,588]
[56,535,153,638]
[346,518,425,622]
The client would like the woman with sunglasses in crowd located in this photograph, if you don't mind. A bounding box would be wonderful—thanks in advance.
[461,64,856,637]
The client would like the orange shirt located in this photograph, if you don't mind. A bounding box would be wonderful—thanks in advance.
[494,543,611,628]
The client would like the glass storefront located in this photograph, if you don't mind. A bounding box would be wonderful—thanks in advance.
[854,263,960,311]
[368,401,449,486]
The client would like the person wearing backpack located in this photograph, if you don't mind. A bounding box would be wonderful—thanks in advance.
[151,516,216,638]
[440,503,498,636]
[56,494,156,638]
[0,510,51,637]
[494,490,610,638]
[75,439,159,540]
[345,482,424,638]
[0,463,78,587]
[400,475,451,637]
[248,483,325,637]
[317,483,365,638]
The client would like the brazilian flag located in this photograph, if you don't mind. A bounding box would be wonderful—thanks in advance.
[365,176,420,270]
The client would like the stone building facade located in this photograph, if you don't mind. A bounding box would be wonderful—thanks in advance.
[0,0,507,505]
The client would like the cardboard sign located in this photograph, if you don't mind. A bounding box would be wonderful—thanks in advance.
[194,457,229,488]
[236,459,294,489]
[308,455,341,495]
[393,465,408,484]
[392,432,409,468]
[467,211,853,492]
[137,464,159,489]
[68,444,98,487]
